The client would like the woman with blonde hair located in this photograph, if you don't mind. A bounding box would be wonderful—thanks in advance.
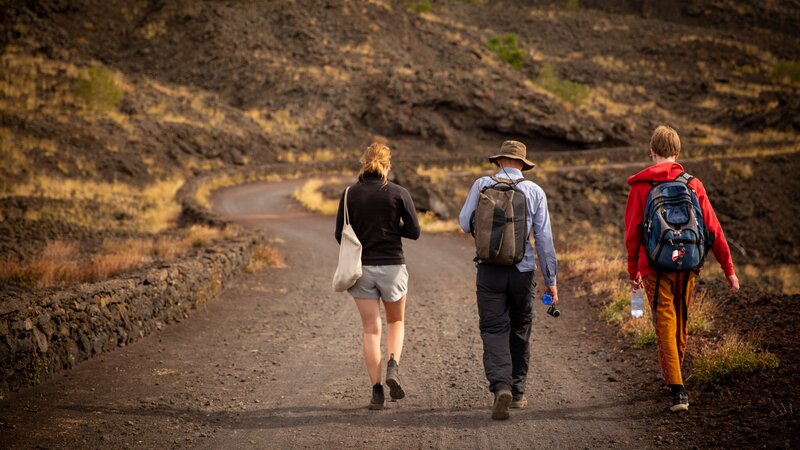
[335,142,420,410]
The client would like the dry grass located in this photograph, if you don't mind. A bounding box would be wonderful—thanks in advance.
[416,163,493,182]
[535,63,590,106]
[291,178,340,216]
[0,240,130,288]
[278,148,337,164]
[693,332,779,386]
[2,175,184,233]
[0,227,237,288]
[418,211,461,233]
[186,225,237,247]
[246,245,287,273]
[688,288,717,333]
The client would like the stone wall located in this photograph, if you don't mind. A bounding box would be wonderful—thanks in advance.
[0,232,263,396]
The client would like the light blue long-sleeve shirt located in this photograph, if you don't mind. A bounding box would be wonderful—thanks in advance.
[459,168,558,286]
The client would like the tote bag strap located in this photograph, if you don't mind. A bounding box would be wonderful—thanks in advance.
[343,186,351,226]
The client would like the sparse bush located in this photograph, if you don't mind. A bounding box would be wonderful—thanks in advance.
[688,289,716,333]
[407,0,432,13]
[601,290,629,323]
[74,67,123,111]
[487,34,524,71]
[536,63,590,106]
[186,225,234,247]
[564,0,581,12]
[693,333,779,386]
[773,60,800,84]
[418,211,461,233]
[726,161,754,179]
[292,178,339,216]
[246,245,287,272]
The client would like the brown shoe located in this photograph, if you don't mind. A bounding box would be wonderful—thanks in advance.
[491,390,512,420]
[510,394,527,409]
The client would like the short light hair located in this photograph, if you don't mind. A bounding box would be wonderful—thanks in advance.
[650,125,681,158]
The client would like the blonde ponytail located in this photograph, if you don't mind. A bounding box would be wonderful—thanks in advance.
[359,143,392,186]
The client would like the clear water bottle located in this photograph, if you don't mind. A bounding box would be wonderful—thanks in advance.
[542,292,553,306]
[630,287,645,318]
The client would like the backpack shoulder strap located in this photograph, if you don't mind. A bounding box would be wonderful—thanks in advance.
[675,171,695,185]
[490,175,526,187]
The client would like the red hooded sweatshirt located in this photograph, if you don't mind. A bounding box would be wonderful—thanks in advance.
[624,161,735,280]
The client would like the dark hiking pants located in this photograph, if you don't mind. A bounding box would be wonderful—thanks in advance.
[476,264,535,395]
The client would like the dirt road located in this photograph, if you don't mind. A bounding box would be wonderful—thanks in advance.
[0,179,659,449]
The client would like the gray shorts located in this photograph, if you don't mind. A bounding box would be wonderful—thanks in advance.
[348,264,408,302]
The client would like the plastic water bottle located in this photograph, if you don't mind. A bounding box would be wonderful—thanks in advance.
[630,287,645,318]
[542,292,553,306]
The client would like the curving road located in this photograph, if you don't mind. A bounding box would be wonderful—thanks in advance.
[0,179,655,449]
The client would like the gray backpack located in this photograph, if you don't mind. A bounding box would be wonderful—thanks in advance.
[470,176,528,265]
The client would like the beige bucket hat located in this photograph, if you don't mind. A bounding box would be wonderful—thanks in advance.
[488,140,536,171]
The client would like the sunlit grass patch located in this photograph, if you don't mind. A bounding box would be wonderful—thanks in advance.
[246,245,287,273]
[186,225,237,247]
[773,60,800,84]
[487,34,524,71]
[688,288,716,333]
[3,175,184,233]
[624,316,657,349]
[74,67,123,111]
[419,211,461,233]
[693,332,779,386]
[535,63,590,106]
[559,222,658,347]
[278,148,337,164]
[416,163,493,182]
[563,0,581,12]
[0,228,240,289]
[407,0,432,13]
[292,178,340,216]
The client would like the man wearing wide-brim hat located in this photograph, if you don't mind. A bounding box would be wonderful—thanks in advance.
[458,140,559,420]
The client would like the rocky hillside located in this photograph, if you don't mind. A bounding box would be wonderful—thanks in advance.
[2,0,798,186]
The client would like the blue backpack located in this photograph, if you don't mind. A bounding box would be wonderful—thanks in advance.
[641,172,713,271]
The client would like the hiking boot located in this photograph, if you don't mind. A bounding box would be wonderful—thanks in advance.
[510,394,527,409]
[491,389,512,420]
[368,383,385,410]
[670,386,689,412]
[385,354,405,400]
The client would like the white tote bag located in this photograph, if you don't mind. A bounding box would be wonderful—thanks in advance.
[332,186,363,292]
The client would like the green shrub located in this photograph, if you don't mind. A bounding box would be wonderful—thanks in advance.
[487,34,524,71]
[459,0,477,4]
[564,0,581,12]
[633,331,656,349]
[535,63,590,106]
[74,67,123,111]
[407,0,432,13]
[774,60,800,83]
[600,292,628,323]
[693,333,780,386]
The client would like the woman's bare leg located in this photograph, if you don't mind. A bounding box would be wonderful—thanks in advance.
[383,296,406,362]
[354,298,382,384]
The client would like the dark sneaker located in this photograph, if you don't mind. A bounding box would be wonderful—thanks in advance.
[385,354,405,400]
[369,383,385,410]
[510,394,527,409]
[492,390,512,420]
[670,387,689,412]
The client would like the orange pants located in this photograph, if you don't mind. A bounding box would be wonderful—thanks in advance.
[644,271,696,386]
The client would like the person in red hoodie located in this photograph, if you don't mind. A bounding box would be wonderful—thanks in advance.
[625,125,740,412]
